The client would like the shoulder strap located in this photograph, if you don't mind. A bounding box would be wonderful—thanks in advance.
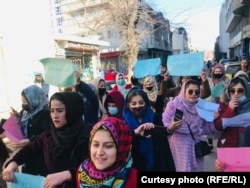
[186,122,196,142]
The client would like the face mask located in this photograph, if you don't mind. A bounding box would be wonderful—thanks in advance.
[130,106,145,117]
[22,104,30,112]
[118,79,125,85]
[146,86,153,91]
[108,107,118,115]
[214,73,223,79]
[99,88,106,96]
[238,95,247,103]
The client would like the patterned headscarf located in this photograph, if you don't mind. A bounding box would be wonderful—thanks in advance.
[143,76,158,102]
[77,117,132,187]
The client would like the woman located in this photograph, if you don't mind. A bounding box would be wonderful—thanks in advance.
[104,90,124,120]
[91,78,108,120]
[207,63,230,103]
[214,77,250,147]
[2,92,89,188]
[123,87,175,171]
[74,71,99,124]
[34,72,50,104]
[214,77,250,172]
[10,85,51,176]
[162,79,215,172]
[214,77,250,148]
[206,64,230,147]
[112,72,132,98]
[142,76,159,112]
[76,117,137,188]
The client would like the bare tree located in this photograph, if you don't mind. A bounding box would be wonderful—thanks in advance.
[60,0,169,78]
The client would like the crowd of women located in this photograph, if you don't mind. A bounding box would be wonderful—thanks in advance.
[0,58,250,187]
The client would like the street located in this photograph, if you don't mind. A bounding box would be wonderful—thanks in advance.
[204,140,217,172]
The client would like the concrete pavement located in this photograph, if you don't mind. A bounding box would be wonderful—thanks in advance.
[204,140,217,172]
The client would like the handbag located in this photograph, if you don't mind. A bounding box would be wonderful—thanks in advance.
[187,123,211,158]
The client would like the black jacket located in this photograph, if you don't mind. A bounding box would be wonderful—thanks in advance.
[131,113,176,171]
[21,107,51,176]
[75,81,99,124]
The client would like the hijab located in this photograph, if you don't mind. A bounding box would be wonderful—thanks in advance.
[104,90,124,120]
[143,76,158,102]
[49,92,86,149]
[115,73,128,97]
[169,79,202,134]
[20,85,48,137]
[91,78,107,115]
[122,86,154,170]
[210,64,227,84]
[234,70,249,81]
[227,77,250,114]
[176,79,200,115]
[77,117,132,187]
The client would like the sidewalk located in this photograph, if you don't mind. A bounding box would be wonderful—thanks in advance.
[204,140,217,172]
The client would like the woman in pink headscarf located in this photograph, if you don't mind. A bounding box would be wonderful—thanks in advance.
[162,79,216,172]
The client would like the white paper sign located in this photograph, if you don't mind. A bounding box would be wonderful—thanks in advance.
[196,98,219,122]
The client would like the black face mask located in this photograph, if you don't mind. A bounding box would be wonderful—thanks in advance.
[22,104,31,112]
[214,73,223,79]
[130,106,146,117]
[99,88,106,96]
[146,87,153,91]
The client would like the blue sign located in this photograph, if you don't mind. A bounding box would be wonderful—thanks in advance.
[167,52,204,76]
[133,58,161,78]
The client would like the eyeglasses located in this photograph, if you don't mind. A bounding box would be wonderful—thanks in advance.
[229,88,245,95]
[187,89,200,96]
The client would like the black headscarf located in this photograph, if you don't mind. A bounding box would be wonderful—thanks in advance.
[49,92,86,149]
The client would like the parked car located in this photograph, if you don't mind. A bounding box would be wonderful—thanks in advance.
[219,58,237,65]
[224,61,241,80]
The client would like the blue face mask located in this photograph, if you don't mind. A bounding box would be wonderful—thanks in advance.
[118,79,125,85]
[238,95,247,103]
[108,107,119,115]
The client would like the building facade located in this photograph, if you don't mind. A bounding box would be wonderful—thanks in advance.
[53,33,109,81]
[172,27,190,54]
[219,0,250,60]
[49,0,174,74]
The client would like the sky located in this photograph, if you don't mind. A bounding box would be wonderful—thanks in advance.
[152,0,225,51]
